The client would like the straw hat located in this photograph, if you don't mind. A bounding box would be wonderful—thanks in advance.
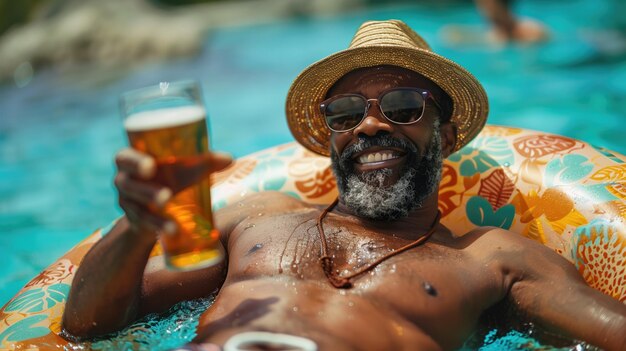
[285,20,489,156]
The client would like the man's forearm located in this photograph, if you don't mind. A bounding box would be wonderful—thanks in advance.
[62,218,157,339]
[515,279,626,351]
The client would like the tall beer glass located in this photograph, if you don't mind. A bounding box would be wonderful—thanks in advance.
[120,81,222,270]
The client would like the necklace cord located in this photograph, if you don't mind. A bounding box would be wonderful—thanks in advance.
[317,198,441,289]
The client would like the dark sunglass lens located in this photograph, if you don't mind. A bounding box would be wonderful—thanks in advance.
[380,90,425,123]
[324,96,366,131]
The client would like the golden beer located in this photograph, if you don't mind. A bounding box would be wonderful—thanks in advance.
[124,105,222,270]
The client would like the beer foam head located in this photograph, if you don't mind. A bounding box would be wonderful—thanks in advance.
[124,106,205,132]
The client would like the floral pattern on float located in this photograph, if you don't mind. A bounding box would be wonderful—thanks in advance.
[1,125,624,350]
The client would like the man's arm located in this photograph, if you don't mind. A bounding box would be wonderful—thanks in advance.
[474,0,547,43]
[62,149,233,339]
[485,228,626,350]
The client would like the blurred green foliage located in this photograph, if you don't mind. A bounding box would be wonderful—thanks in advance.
[0,0,229,36]
[149,0,225,6]
[0,0,48,35]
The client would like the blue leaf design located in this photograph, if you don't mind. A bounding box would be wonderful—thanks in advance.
[212,199,227,211]
[591,145,625,164]
[459,151,499,176]
[46,283,70,306]
[0,315,49,342]
[450,137,514,176]
[4,288,45,313]
[283,191,301,200]
[545,154,593,187]
[250,159,287,192]
[3,283,70,313]
[466,196,515,229]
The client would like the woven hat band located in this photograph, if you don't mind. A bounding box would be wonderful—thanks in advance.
[349,20,431,51]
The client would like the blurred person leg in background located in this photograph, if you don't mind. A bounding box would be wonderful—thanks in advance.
[475,0,548,43]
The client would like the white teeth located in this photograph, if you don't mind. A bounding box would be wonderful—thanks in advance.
[358,152,396,164]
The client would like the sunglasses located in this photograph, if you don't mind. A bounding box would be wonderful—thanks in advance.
[320,87,442,133]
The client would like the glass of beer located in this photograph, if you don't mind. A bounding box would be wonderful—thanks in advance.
[120,80,222,270]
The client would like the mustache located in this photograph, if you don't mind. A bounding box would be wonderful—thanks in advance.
[339,134,420,164]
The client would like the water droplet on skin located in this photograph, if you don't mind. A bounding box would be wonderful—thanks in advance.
[293,306,299,312]
[339,290,347,296]
[348,301,354,307]
[257,212,264,217]
[504,162,511,167]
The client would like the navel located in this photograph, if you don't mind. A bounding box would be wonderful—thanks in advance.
[423,281,437,297]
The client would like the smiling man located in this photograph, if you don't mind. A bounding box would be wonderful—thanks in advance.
[63,20,626,351]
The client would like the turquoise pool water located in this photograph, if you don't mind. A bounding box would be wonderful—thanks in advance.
[0,0,624,346]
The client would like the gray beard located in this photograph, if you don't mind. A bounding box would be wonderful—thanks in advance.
[330,123,443,221]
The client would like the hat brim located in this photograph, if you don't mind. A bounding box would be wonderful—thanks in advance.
[286,46,489,156]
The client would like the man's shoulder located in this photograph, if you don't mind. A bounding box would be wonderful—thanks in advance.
[455,226,561,266]
[454,226,536,254]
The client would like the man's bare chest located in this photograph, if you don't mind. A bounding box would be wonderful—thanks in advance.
[226,212,492,298]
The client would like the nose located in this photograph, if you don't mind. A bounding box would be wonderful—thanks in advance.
[351,100,394,137]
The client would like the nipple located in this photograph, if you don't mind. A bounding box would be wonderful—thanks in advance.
[423,281,437,296]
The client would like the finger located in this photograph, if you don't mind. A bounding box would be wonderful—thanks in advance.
[155,152,233,193]
[205,152,233,172]
[119,197,177,236]
[186,152,234,183]
[115,172,172,208]
[115,148,156,180]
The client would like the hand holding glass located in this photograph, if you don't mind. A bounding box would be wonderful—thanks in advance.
[120,81,222,270]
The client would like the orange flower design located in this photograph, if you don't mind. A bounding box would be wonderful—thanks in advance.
[24,260,73,288]
[294,167,336,200]
[575,225,626,302]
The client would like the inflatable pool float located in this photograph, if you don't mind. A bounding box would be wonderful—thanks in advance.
[1,125,625,350]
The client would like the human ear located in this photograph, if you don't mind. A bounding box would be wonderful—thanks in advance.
[439,122,457,158]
